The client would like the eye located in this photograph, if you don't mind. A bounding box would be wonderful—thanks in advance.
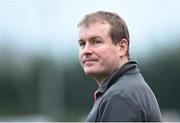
[78,40,86,48]
[94,39,101,44]
[92,38,103,47]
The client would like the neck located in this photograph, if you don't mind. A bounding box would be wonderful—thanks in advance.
[118,56,129,69]
[95,56,129,87]
[93,74,108,87]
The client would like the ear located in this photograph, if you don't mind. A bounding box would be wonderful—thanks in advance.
[118,39,128,57]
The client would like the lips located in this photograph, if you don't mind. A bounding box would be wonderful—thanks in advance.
[83,59,98,65]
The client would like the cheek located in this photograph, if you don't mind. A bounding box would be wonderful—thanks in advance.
[101,48,119,63]
[100,47,115,57]
[79,52,83,64]
[79,49,83,58]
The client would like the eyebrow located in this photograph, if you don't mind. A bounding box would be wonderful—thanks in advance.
[78,36,102,42]
[90,36,102,40]
[78,39,84,44]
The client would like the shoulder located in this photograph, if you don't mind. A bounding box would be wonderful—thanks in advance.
[97,84,142,121]
[95,72,161,121]
[101,73,154,108]
[106,73,148,98]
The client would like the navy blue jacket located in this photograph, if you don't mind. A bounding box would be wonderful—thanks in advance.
[86,61,162,122]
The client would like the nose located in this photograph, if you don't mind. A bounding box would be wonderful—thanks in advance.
[81,42,93,55]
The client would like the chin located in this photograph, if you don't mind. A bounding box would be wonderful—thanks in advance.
[84,70,95,75]
[84,68,97,75]
[83,66,102,75]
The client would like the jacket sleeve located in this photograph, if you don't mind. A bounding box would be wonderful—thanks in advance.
[98,93,143,122]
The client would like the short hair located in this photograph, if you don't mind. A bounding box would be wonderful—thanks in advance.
[78,11,130,59]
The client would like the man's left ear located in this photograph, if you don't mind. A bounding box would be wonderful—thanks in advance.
[118,39,128,57]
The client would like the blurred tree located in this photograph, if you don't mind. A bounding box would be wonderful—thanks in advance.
[0,39,180,121]
[139,43,180,111]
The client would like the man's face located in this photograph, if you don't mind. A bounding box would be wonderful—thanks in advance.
[78,22,121,81]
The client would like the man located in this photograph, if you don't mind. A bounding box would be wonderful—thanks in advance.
[77,11,162,122]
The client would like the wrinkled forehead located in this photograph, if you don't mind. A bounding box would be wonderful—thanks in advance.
[79,22,111,38]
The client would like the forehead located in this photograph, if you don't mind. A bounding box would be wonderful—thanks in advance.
[79,22,111,39]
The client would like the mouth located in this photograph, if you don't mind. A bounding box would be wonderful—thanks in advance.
[83,59,98,65]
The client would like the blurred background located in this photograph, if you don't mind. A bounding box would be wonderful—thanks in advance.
[0,0,180,121]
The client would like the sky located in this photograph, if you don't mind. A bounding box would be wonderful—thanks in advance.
[0,0,180,61]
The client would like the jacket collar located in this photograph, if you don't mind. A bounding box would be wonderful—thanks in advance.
[94,60,139,101]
